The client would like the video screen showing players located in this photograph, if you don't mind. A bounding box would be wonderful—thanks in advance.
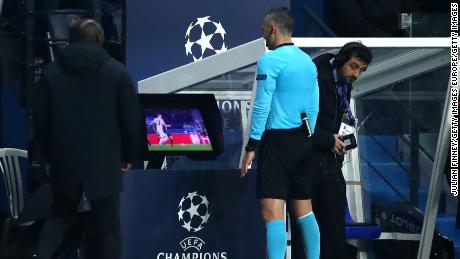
[144,109,213,151]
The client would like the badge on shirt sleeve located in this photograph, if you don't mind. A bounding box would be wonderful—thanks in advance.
[256,74,267,80]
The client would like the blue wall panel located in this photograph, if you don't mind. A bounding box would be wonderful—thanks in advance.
[127,0,289,82]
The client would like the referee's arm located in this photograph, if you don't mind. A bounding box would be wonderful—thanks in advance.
[241,57,277,177]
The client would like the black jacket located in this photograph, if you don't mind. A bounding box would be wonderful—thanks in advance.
[34,41,141,200]
[312,53,350,172]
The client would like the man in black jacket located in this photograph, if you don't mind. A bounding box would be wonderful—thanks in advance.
[290,42,372,259]
[32,19,141,259]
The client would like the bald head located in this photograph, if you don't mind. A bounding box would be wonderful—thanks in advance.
[70,19,105,45]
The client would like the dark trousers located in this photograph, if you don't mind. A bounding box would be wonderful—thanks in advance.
[290,168,347,259]
[37,192,121,259]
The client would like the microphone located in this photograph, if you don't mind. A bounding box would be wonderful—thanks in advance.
[301,112,312,138]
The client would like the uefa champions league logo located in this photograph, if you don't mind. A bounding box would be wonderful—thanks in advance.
[178,191,211,232]
[184,16,228,61]
[155,192,228,258]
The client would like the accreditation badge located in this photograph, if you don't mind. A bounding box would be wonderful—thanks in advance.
[338,113,355,136]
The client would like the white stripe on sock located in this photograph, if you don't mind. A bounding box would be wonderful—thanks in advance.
[297,211,313,220]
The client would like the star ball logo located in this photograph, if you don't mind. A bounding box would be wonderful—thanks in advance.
[155,192,227,259]
[178,191,211,232]
[184,16,228,61]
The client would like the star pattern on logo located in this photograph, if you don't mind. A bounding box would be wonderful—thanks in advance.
[184,16,228,61]
[178,197,185,208]
[185,21,194,38]
[195,16,211,28]
[201,196,210,206]
[201,212,210,224]
[213,21,226,36]
[194,225,204,232]
[185,39,194,56]
[186,202,201,218]
[178,191,211,233]
[187,191,198,200]
[178,208,185,221]
[182,220,193,232]
[214,42,227,54]
[195,31,214,56]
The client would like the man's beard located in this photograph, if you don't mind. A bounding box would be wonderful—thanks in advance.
[346,76,357,84]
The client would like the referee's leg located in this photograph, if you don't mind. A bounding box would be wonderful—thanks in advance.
[289,199,320,259]
[260,198,286,259]
[289,208,306,259]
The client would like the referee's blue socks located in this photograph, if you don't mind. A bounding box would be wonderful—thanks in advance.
[297,212,320,259]
[266,220,287,259]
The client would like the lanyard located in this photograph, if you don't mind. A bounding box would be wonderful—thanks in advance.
[332,68,355,125]
[337,83,355,124]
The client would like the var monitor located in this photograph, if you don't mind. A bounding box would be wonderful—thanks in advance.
[144,109,212,151]
[138,94,224,159]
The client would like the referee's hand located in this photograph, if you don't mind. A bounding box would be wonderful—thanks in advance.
[241,151,255,177]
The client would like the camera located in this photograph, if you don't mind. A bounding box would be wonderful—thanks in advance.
[340,134,357,150]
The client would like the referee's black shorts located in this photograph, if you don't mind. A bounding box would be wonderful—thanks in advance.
[256,126,313,200]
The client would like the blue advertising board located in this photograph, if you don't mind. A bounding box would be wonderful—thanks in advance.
[121,170,265,259]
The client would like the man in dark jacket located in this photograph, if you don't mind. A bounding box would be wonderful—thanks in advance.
[32,19,141,259]
[290,42,372,259]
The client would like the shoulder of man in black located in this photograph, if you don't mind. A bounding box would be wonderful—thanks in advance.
[312,53,337,96]
[313,53,334,77]
[311,53,338,152]
[56,41,110,76]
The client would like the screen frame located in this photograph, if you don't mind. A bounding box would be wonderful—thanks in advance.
[138,94,224,159]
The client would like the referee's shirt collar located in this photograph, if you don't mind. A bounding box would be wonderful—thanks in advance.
[274,42,294,50]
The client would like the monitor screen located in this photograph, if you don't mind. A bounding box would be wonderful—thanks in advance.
[144,109,213,152]
[138,93,224,160]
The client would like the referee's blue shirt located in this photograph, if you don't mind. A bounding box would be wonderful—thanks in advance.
[249,43,319,141]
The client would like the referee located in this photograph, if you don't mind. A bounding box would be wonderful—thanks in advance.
[240,7,320,259]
